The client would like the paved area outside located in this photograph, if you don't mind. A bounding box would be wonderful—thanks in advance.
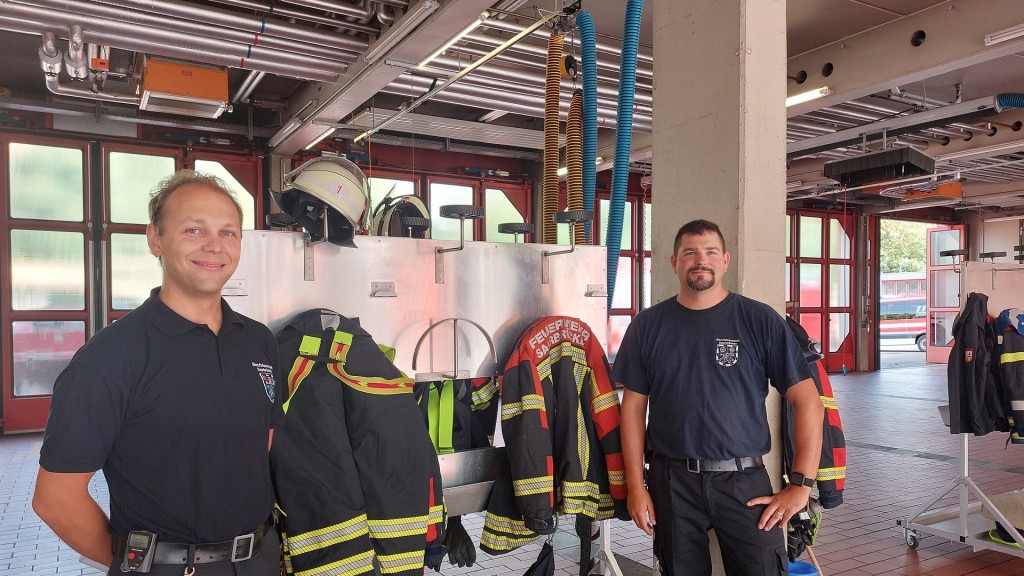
[4,361,1024,575]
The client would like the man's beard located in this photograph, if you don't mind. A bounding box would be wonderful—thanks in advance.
[686,267,715,291]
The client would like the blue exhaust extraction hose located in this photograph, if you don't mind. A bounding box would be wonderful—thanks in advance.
[577,11,598,243]
[606,0,643,312]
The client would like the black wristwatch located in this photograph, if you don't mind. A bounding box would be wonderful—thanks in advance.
[788,472,815,488]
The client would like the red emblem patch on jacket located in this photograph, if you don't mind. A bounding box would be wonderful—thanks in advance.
[965,348,974,363]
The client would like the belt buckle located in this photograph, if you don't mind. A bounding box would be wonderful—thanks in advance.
[231,534,255,562]
[686,459,701,473]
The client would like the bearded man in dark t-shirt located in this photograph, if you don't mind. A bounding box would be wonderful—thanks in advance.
[613,219,823,576]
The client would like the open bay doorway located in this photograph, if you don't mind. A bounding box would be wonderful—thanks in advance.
[878,218,931,370]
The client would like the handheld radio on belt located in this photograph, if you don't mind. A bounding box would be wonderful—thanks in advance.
[120,530,158,573]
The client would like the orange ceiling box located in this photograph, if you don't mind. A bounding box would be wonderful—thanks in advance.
[903,181,962,201]
[140,57,230,118]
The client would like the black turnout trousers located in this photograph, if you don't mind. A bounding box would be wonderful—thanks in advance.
[648,456,789,576]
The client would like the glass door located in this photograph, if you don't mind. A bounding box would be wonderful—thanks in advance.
[925,225,964,364]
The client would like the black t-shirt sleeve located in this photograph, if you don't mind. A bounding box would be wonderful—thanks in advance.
[611,315,650,395]
[765,312,815,395]
[270,333,286,429]
[39,359,126,473]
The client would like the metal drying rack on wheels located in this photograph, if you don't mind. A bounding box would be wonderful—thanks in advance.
[897,254,1024,558]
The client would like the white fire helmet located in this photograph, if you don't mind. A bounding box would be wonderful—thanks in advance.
[280,154,372,243]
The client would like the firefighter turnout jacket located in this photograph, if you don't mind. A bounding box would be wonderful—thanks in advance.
[481,316,629,554]
[783,317,847,509]
[948,293,1008,436]
[271,309,445,576]
[997,308,1024,440]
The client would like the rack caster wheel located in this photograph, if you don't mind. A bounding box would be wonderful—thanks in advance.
[905,530,920,549]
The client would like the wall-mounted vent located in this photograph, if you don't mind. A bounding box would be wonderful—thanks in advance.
[140,58,230,119]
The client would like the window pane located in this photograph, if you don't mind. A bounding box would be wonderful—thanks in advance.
[931,311,956,347]
[607,315,631,363]
[599,199,633,250]
[829,264,850,307]
[369,177,415,216]
[12,321,85,397]
[485,188,524,243]
[799,263,822,308]
[785,215,791,258]
[829,313,850,352]
[556,210,570,246]
[194,160,255,230]
[785,263,792,301]
[110,152,176,224]
[9,143,83,221]
[929,229,961,266]
[829,218,851,259]
[11,229,85,310]
[799,216,822,258]
[642,256,652,309]
[643,202,652,251]
[799,313,822,343]
[929,269,959,308]
[430,183,474,241]
[612,256,632,310]
[111,233,163,310]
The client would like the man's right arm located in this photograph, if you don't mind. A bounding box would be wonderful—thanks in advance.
[621,388,655,536]
[33,468,113,568]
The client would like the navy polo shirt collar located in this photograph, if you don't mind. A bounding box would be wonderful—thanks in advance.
[142,287,245,336]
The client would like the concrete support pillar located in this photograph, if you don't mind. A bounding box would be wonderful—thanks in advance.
[651,1,787,572]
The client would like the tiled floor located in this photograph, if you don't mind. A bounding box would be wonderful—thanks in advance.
[3,361,1024,575]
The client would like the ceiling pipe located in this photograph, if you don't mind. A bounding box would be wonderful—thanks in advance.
[374,2,395,26]
[44,73,141,104]
[380,74,652,131]
[437,42,654,95]
[428,54,653,107]
[16,0,359,63]
[0,4,347,76]
[481,16,653,68]
[258,0,373,20]
[207,0,380,34]
[455,72,652,115]
[83,0,371,51]
[0,16,338,82]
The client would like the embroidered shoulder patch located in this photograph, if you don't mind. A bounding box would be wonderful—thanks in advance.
[253,362,276,402]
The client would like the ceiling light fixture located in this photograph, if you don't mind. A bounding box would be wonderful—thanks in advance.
[984,23,1024,46]
[304,127,336,150]
[364,0,441,65]
[354,8,561,143]
[418,11,489,68]
[558,157,607,177]
[786,87,831,108]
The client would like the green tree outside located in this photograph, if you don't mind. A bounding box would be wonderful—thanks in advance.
[880,220,931,273]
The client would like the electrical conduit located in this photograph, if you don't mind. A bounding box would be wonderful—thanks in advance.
[542,29,565,243]
[567,89,585,244]
[606,0,643,310]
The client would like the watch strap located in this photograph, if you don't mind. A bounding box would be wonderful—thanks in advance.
[788,472,815,488]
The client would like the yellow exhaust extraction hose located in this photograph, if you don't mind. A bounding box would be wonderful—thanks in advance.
[542,30,564,244]
[566,89,584,245]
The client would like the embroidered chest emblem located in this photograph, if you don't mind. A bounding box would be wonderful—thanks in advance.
[715,339,740,367]
[964,348,974,364]
[253,362,276,402]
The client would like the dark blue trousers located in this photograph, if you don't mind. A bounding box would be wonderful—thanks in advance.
[648,456,788,576]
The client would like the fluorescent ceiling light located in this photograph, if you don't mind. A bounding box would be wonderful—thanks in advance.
[558,157,606,177]
[786,87,831,108]
[936,141,1024,163]
[418,11,489,68]
[304,127,336,150]
[364,0,441,65]
[350,108,560,149]
[984,23,1024,46]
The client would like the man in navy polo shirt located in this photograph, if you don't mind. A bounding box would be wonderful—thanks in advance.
[614,219,823,576]
[33,171,283,575]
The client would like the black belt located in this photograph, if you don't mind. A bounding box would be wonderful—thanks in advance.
[682,455,763,473]
[116,517,274,566]
[649,452,764,473]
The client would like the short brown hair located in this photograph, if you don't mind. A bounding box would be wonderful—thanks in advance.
[673,219,726,255]
[148,169,242,232]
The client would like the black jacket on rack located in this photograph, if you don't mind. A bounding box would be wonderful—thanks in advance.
[948,292,1008,435]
